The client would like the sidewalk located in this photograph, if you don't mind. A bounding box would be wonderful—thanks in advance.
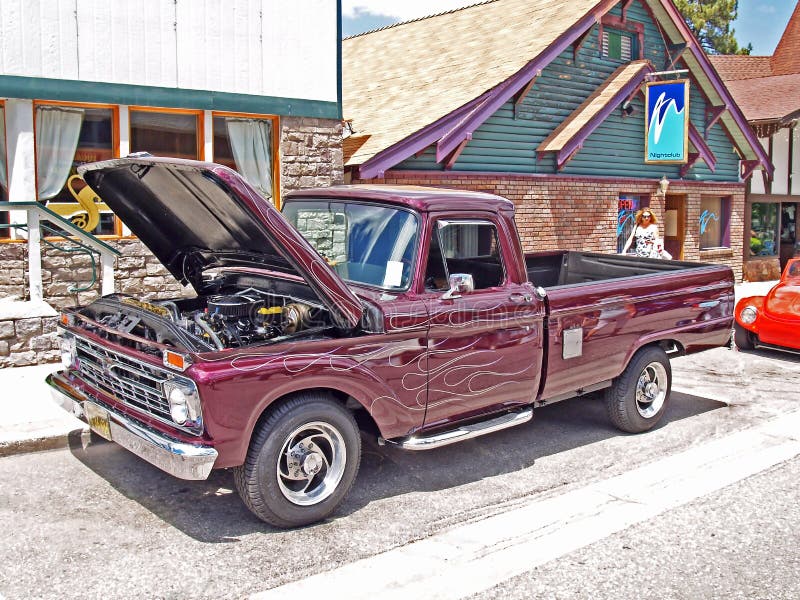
[0,363,87,457]
[0,280,780,458]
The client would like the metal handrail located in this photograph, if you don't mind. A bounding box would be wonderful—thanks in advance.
[0,202,119,302]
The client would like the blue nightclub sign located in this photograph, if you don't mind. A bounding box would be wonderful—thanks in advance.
[645,80,689,164]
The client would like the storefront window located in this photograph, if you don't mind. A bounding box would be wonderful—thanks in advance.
[35,104,117,236]
[750,203,779,256]
[780,204,796,245]
[213,114,276,201]
[0,102,8,237]
[699,196,730,250]
[617,194,648,253]
[130,109,201,160]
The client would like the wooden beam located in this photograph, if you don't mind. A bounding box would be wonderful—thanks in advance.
[514,74,539,119]
[556,145,582,170]
[620,0,635,22]
[705,105,727,138]
[679,153,700,177]
[740,160,761,181]
[443,135,470,170]
[664,42,688,71]
[688,122,718,172]
[573,29,592,62]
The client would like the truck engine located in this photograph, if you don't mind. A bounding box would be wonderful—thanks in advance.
[75,287,327,354]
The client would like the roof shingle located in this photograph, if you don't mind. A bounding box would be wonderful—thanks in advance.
[708,55,772,81]
[342,0,602,167]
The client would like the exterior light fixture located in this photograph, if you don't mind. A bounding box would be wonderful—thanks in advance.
[657,175,669,199]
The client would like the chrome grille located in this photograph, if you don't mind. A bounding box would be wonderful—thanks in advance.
[73,335,172,422]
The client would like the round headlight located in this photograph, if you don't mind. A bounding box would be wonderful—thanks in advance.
[168,386,189,424]
[740,306,758,325]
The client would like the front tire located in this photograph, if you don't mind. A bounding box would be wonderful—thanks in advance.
[605,346,671,433]
[734,324,754,350]
[234,393,361,528]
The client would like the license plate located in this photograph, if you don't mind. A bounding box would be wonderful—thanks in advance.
[84,402,112,441]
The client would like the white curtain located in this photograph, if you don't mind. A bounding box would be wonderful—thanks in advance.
[35,106,84,200]
[225,118,273,199]
[0,105,7,192]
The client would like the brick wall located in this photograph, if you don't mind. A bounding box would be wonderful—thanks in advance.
[353,171,746,281]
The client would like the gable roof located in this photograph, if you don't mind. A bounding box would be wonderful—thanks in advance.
[343,0,771,178]
[343,0,605,170]
[709,1,800,127]
[537,60,653,167]
[724,73,800,123]
[772,1,800,76]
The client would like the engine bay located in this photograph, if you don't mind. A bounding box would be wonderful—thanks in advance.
[73,279,334,354]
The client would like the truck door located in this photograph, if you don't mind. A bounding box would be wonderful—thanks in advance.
[420,215,545,430]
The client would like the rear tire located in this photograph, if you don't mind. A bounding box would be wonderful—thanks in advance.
[734,324,754,350]
[605,346,671,433]
[234,392,361,528]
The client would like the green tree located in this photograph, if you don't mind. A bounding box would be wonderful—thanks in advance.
[673,0,749,55]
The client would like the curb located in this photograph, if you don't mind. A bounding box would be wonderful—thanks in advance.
[0,426,91,458]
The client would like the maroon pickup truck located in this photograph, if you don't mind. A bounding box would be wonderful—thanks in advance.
[48,157,734,527]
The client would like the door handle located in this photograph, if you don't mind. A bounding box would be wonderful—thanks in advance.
[509,292,533,303]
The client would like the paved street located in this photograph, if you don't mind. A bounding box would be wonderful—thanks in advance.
[0,345,798,599]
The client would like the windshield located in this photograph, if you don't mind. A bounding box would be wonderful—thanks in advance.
[283,199,419,290]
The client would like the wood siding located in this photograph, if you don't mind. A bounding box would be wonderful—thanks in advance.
[397,0,741,183]
[0,0,338,103]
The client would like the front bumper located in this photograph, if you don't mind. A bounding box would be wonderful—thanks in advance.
[46,371,217,480]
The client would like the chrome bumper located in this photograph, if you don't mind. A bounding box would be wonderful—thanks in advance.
[46,371,217,480]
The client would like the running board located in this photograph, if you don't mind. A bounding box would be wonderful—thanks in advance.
[379,408,533,451]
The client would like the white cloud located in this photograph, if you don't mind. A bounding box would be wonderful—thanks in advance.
[342,0,485,21]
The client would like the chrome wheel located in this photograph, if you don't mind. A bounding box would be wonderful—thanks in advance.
[605,346,672,433]
[635,361,668,419]
[277,421,347,506]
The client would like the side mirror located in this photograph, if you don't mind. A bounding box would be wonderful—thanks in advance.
[442,273,474,300]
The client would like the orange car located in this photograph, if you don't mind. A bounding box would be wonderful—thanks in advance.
[735,258,800,353]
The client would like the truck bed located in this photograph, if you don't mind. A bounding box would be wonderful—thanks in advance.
[525,251,735,403]
[525,250,708,289]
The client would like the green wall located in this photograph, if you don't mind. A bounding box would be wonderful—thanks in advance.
[396,0,740,183]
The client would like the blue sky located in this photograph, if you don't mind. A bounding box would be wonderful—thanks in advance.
[342,1,795,55]
[733,0,795,54]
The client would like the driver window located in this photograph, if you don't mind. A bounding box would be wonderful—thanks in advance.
[424,220,505,291]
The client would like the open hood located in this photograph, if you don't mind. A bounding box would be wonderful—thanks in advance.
[78,156,363,330]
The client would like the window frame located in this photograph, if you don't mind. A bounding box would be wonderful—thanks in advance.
[425,218,508,292]
[0,100,8,239]
[32,100,122,237]
[211,111,281,207]
[128,105,204,162]
[699,195,732,251]
[749,201,780,257]
[598,15,644,62]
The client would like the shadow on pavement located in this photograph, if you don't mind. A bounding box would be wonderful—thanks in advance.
[68,389,725,542]
[736,347,800,364]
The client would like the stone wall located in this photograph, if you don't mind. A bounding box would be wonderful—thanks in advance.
[280,117,344,195]
[353,171,747,282]
[0,308,59,368]
[0,238,184,367]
